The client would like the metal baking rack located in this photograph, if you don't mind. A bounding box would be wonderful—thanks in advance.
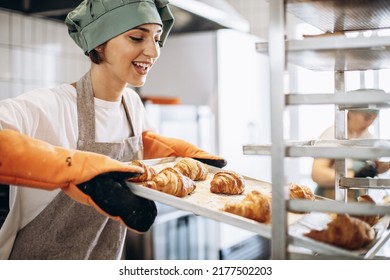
[251,0,390,259]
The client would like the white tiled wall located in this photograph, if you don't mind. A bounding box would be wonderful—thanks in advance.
[0,9,90,100]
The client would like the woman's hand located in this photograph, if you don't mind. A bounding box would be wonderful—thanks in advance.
[77,172,157,232]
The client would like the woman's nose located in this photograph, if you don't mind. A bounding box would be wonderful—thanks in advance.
[144,39,160,59]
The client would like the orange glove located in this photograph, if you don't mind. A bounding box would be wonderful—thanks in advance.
[142,131,227,168]
[0,129,156,232]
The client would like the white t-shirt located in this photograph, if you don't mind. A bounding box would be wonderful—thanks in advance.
[0,83,155,259]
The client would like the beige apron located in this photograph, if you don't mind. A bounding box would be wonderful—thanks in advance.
[9,72,143,259]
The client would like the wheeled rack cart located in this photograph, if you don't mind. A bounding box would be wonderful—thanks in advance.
[243,0,390,259]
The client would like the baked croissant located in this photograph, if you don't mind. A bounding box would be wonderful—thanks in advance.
[210,170,245,195]
[304,214,375,250]
[351,195,380,226]
[128,160,156,182]
[173,157,208,181]
[223,190,271,223]
[146,167,196,197]
[288,183,315,200]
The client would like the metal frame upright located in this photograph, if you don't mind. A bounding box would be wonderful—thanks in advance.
[268,0,287,259]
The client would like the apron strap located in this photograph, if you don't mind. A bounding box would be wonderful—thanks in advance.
[76,71,135,140]
[76,71,96,141]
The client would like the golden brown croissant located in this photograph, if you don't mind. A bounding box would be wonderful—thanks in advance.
[304,214,375,250]
[351,195,380,226]
[210,170,245,195]
[222,190,271,223]
[288,183,315,200]
[173,157,208,181]
[146,167,196,197]
[128,160,156,182]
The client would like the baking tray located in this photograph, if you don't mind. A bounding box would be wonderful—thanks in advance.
[126,157,305,238]
[126,157,390,258]
[289,213,390,259]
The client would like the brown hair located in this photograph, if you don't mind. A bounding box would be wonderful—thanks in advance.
[88,44,105,64]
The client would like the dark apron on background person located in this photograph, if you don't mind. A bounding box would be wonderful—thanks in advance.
[9,72,143,259]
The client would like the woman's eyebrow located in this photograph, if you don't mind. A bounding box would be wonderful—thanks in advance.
[133,27,162,33]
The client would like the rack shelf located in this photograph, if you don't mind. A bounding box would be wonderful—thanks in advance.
[286,90,390,108]
[340,177,390,189]
[244,139,390,158]
[286,0,390,33]
[288,200,390,216]
[257,36,390,71]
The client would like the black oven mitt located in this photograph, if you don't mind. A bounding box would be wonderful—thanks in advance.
[77,172,157,232]
[354,161,378,178]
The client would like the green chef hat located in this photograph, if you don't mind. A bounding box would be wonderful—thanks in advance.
[65,0,175,55]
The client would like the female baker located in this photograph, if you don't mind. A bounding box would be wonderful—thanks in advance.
[0,0,225,259]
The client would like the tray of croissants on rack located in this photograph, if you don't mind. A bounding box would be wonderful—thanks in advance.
[288,195,390,258]
[125,157,390,257]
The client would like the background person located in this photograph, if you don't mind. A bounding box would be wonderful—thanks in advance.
[312,107,390,201]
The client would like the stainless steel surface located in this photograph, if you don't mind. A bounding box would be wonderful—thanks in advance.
[340,177,390,189]
[288,146,390,158]
[288,200,390,216]
[286,0,390,32]
[334,71,347,202]
[243,139,390,159]
[258,35,390,52]
[268,0,288,260]
[257,36,390,71]
[288,251,362,260]
[169,0,249,33]
[0,0,249,34]
[286,91,390,108]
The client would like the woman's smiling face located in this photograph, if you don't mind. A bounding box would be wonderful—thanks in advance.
[99,23,163,87]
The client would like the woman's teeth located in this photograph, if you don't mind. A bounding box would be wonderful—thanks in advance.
[133,62,150,70]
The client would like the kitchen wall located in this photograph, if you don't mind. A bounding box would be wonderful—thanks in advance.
[226,0,269,39]
[0,9,89,101]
